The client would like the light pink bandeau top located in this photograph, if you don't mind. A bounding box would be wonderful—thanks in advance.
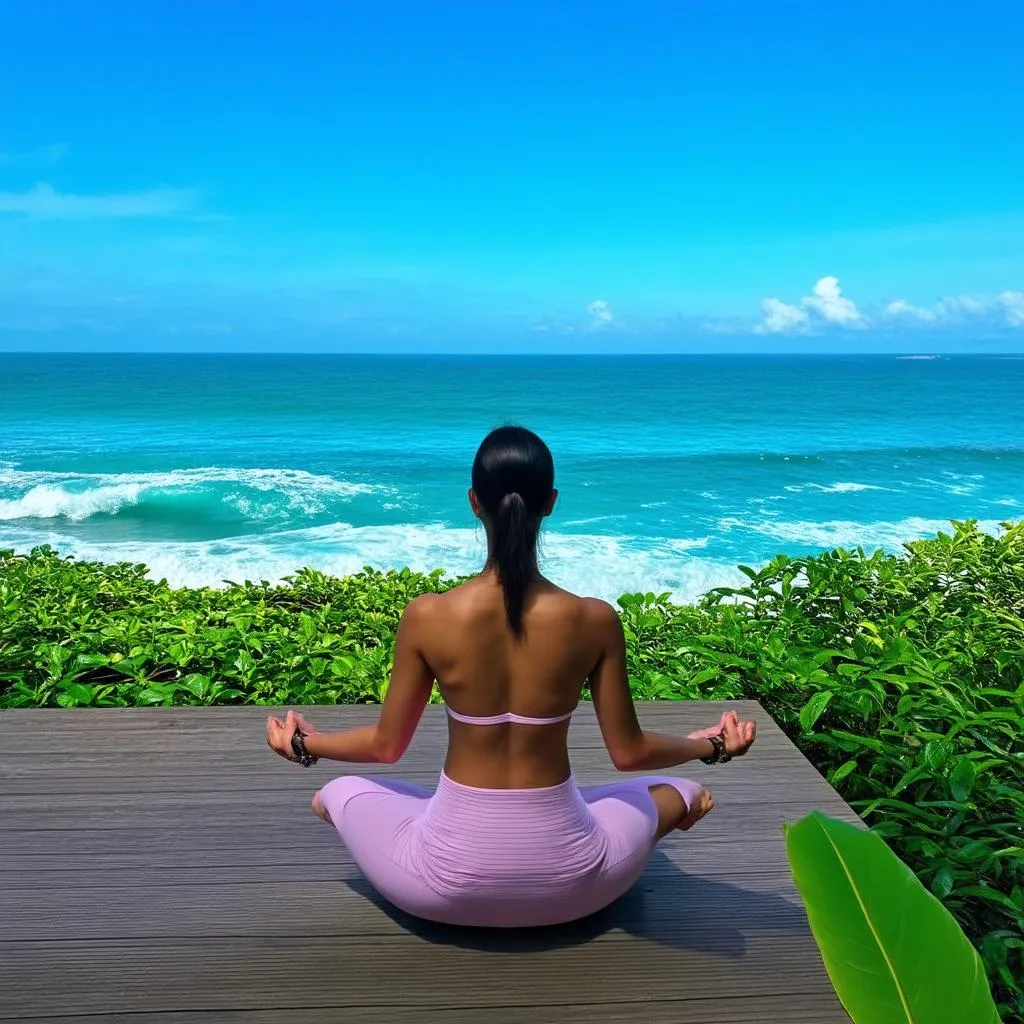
[444,705,574,726]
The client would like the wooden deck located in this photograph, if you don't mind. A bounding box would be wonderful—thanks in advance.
[0,702,858,1023]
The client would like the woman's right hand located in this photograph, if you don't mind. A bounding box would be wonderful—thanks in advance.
[266,708,319,762]
[689,709,756,759]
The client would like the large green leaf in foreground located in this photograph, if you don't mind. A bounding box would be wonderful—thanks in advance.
[785,811,1001,1024]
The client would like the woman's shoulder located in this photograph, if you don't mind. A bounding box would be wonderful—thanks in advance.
[533,584,622,639]
[401,579,479,622]
[538,579,619,620]
[406,577,619,633]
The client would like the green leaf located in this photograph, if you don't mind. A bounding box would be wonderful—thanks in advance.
[924,740,952,771]
[932,865,956,898]
[61,682,95,706]
[785,811,1000,1024]
[799,690,833,732]
[837,662,865,677]
[828,759,858,785]
[688,667,721,687]
[949,758,978,802]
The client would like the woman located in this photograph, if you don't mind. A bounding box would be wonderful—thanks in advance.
[267,425,756,928]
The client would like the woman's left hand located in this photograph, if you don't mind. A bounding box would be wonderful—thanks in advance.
[266,708,317,762]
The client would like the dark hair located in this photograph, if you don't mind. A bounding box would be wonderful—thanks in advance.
[471,425,555,635]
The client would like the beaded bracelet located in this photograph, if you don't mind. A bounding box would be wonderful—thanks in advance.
[699,733,733,765]
[290,729,319,768]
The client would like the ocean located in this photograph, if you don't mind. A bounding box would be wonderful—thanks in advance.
[1,353,1021,603]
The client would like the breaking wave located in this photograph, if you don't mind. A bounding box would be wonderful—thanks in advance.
[0,467,385,523]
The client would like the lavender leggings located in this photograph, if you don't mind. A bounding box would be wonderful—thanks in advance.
[317,771,704,928]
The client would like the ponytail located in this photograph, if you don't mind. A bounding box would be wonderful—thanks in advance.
[470,425,555,636]
[492,491,538,635]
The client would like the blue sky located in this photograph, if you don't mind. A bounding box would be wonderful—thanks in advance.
[1,0,1023,352]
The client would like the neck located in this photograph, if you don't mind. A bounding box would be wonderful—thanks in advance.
[481,552,540,577]
[481,527,540,578]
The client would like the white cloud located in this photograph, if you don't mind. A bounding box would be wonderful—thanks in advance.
[884,299,936,321]
[883,291,1024,328]
[999,291,1024,326]
[0,183,199,219]
[937,292,987,315]
[938,295,986,316]
[754,276,864,334]
[756,277,1024,335]
[802,276,867,326]
[753,298,809,334]
[586,298,614,329]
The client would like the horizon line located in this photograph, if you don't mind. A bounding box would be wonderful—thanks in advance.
[0,349,1019,359]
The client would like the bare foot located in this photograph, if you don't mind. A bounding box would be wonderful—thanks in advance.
[678,787,715,831]
[311,790,331,824]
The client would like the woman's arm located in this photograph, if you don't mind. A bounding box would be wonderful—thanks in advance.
[266,595,437,765]
[586,599,755,771]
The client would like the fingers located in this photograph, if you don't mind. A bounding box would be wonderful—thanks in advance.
[733,717,756,754]
[717,709,757,757]
[266,714,296,760]
[692,709,758,755]
[287,707,318,736]
[266,716,281,744]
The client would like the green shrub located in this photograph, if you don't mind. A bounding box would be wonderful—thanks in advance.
[1,519,1021,1019]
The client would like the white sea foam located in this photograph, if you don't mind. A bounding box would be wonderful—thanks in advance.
[5,510,1013,604]
[817,482,886,494]
[919,475,982,497]
[784,482,887,495]
[0,481,148,521]
[718,515,1005,550]
[561,515,627,527]
[0,522,737,605]
[0,467,384,521]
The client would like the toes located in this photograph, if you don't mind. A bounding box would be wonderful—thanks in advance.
[677,788,715,831]
[311,791,330,822]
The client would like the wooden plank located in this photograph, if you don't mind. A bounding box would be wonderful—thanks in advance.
[0,938,842,1019]
[0,864,813,940]
[0,702,855,1023]
[13,998,837,1024]
[0,841,810,886]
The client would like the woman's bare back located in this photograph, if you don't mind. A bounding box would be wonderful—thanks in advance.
[415,572,608,789]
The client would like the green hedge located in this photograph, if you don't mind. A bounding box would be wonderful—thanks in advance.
[2,520,1022,1020]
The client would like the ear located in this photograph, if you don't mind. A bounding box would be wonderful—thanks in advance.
[542,489,558,518]
[468,488,483,518]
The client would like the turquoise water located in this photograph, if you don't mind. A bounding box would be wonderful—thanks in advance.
[1,353,1022,602]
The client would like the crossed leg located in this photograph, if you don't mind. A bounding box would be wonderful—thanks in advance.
[647,782,715,838]
[312,778,714,838]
